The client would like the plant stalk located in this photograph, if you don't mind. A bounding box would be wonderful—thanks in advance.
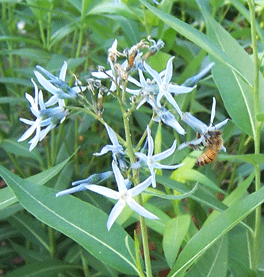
[248,0,261,270]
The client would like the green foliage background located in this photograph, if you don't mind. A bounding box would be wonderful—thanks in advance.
[0,0,264,276]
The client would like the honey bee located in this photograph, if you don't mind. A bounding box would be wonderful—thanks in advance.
[195,130,223,166]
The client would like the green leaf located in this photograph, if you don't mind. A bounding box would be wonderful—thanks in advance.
[8,212,50,252]
[185,235,228,277]
[0,157,71,213]
[228,225,253,275]
[0,97,27,105]
[141,203,170,235]
[0,48,50,62]
[205,173,254,224]
[26,0,52,20]
[157,175,227,212]
[163,215,191,268]
[0,35,43,47]
[167,185,264,276]
[87,2,138,20]
[173,168,225,194]
[0,186,18,211]
[256,112,264,122]
[80,248,119,277]
[0,77,31,87]
[138,0,248,84]
[1,139,43,164]
[50,23,76,48]
[196,0,264,136]
[145,184,198,200]
[220,154,264,165]
[0,166,139,275]
[231,0,264,44]
[0,203,22,220]
[4,260,80,277]
[106,15,140,45]
[10,241,51,263]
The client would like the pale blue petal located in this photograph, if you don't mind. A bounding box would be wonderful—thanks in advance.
[36,65,54,80]
[59,61,67,81]
[105,124,119,147]
[72,171,113,186]
[136,98,148,109]
[93,145,114,156]
[28,125,41,151]
[39,123,56,141]
[85,184,119,200]
[25,93,36,110]
[109,81,117,92]
[45,96,59,107]
[112,161,127,192]
[31,79,39,106]
[117,154,127,170]
[150,170,156,188]
[71,86,84,93]
[153,162,184,170]
[159,69,166,79]
[177,136,204,150]
[164,92,183,117]
[127,75,142,88]
[147,126,154,156]
[164,56,174,84]
[144,62,162,86]
[129,175,152,196]
[126,198,158,219]
[155,107,186,135]
[18,120,39,142]
[182,112,208,133]
[34,71,59,96]
[134,152,148,164]
[38,90,45,110]
[91,71,111,79]
[40,118,53,126]
[126,88,141,95]
[153,140,177,162]
[213,118,229,130]
[210,97,216,126]
[156,91,163,107]
[56,184,87,197]
[131,160,141,169]
[182,62,215,87]
[19,118,34,125]
[168,84,194,95]
[107,199,126,230]
[34,71,64,98]
[138,69,147,87]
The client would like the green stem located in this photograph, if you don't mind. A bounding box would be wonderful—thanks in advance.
[227,133,247,193]
[38,18,47,49]
[248,0,261,270]
[139,205,152,277]
[46,2,53,51]
[48,226,55,258]
[74,117,79,176]
[7,4,14,78]
[117,93,151,277]
[7,153,27,178]
[50,128,55,166]
[69,0,85,85]
[80,247,90,277]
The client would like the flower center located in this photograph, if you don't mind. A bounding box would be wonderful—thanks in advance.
[120,191,129,201]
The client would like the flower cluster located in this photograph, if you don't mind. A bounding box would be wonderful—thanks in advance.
[19,37,228,230]
[18,62,82,151]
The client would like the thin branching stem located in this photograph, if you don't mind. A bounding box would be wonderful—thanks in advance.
[248,0,261,270]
